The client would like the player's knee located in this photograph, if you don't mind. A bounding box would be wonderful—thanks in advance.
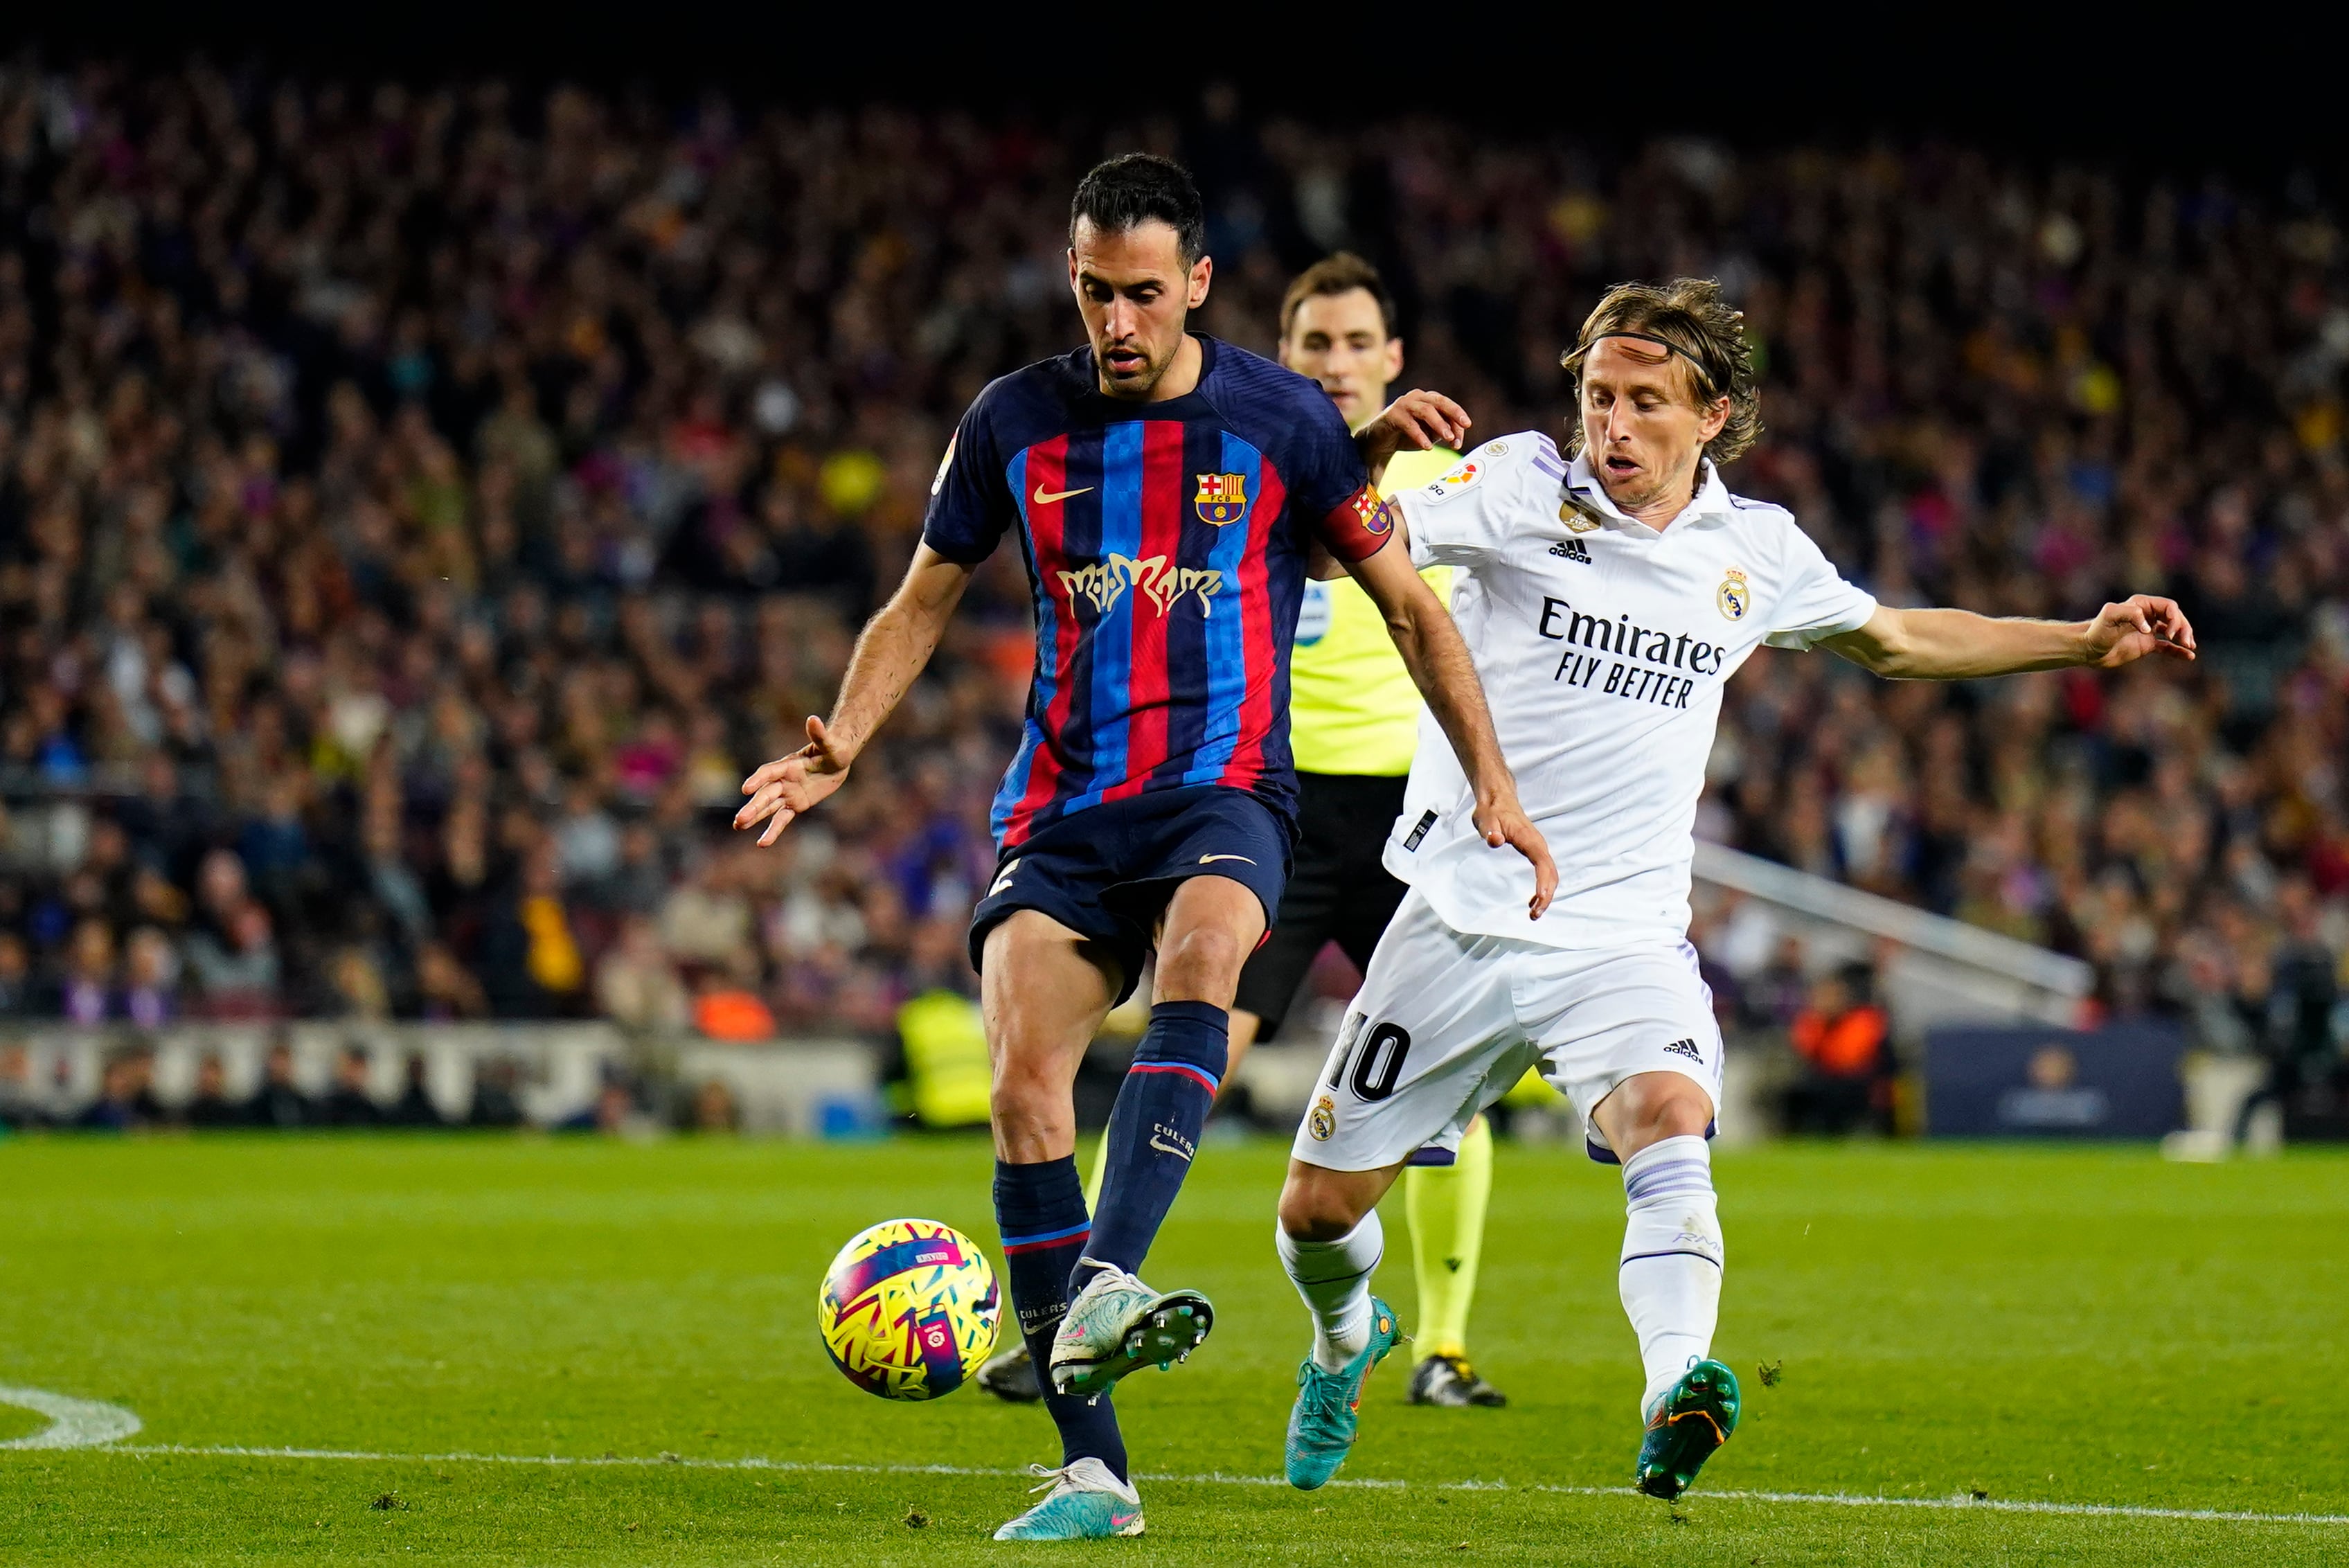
[1277,1173,1364,1242]
[988,1057,1068,1141]
[1153,924,1247,1004]
[1613,1071,1713,1146]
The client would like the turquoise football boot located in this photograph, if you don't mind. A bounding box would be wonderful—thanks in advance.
[1047,1262,1214,1402]
[1283,1296,1401,1490]
[1634,1358,1741,1499]
[992,1459,1145,1540]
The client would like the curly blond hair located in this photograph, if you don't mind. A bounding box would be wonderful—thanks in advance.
[1560,278,1761,465]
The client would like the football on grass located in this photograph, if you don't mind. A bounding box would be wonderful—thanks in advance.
[819,1219,1001,1400]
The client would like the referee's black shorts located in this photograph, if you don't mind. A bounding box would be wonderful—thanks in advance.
[1230,771,1410,1040]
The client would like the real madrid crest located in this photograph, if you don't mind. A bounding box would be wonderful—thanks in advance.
[1717,567,1751,621]
[1308,1094,1337,1142]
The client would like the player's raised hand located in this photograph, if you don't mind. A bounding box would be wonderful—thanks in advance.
[1357,389,1472,470]
[1474,791,1558,920]
[2082,595,2197,668]
[734,715,855,846]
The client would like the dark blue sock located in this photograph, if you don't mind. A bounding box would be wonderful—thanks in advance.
[993,1156,1127,1481]
[1078,999,1227,1292]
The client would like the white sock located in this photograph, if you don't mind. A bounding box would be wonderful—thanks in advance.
[1617,1134,1724,1416]
[1276,1210,1384,1373]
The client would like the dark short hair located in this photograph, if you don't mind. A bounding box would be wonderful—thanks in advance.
[1279,252,1398,343]
[1069,154,1206,265]
[1560,278,1762,465]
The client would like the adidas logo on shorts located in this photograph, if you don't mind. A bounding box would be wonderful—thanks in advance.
[1661,1037,1702,1062]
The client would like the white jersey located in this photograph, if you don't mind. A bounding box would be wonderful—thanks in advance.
[1384,435,1876,950]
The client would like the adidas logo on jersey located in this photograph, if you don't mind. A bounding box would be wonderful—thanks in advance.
[1549,537,1593,564]
[1661,1037,1702,1062]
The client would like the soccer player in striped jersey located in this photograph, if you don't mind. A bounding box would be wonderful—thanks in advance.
[736,154,1553,1542]
[983,255,1512,1413]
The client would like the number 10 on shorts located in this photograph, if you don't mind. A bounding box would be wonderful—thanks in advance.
[1325,1015,1413,1103]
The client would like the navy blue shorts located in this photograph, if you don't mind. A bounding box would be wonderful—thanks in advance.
[969,785,1294,1006]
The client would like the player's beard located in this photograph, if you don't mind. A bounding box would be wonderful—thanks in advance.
[1602,452,1700,519]
[1099,327,1182,399]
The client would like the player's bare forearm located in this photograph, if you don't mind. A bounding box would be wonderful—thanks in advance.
[1822,596,2196,680]
[735,546,972,845]
[1388,589,1508,796]
[1349,542,1557,915]
[824,546,974,758]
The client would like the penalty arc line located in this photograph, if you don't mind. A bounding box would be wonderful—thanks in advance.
[83,1445,2349,1528]
[0,1387,143,1451]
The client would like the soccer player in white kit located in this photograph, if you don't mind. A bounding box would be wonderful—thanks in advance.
[1274,278,2198,1499]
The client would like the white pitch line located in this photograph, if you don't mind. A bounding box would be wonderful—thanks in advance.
[1510,1483,2349,1528]
[0,1387,143,1451]
[78,1445,2349,1526]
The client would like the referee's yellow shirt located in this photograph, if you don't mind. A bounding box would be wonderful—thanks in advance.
[1289,446,1458,777]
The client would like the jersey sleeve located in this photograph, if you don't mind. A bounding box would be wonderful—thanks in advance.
[1762,520,1878,650]
[1393,442,1520,569]
[1284,389,1393,564]
[919,391,1013,565]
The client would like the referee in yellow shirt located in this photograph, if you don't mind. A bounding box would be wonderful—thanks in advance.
[1234,254,1503,1408]
[978,254,1506,1408]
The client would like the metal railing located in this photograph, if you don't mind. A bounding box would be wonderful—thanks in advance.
[1692,839,2094,1034]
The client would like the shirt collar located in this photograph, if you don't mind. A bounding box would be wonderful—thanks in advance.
[1562,451,1733,534]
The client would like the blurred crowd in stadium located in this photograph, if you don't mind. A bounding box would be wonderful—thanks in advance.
[0,62,2342,1107]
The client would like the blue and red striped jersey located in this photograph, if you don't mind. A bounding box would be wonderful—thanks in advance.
[923,336,1395,848]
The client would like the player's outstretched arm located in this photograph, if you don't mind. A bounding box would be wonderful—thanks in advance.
[1819,596,2197,681]
[1347,541,1557,918]
[734,545,976,845]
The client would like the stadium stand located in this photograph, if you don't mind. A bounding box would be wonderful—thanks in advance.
[0,63,2341,1125]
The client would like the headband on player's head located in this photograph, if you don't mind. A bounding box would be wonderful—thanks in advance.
[1562,330,1723,400]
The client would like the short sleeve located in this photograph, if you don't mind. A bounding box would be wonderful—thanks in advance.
[1762,522,1877,649]
[1393,445,1518,569]
[920,394,1012,565]
[1283,391,1391,564]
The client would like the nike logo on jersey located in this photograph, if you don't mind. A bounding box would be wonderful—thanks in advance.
[1198,853,1255,865]
[1033,483,1094,506]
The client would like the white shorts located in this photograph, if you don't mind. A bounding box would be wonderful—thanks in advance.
[1290,889,1724,1171]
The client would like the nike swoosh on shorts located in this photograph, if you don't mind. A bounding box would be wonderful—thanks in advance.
[1198,853,1255,865]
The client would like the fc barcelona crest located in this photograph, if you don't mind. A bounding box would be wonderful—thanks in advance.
[1195,472,1249,526]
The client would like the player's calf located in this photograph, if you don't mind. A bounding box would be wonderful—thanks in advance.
[1276,1162,1399,1366]
[1274,1157,1409,1488]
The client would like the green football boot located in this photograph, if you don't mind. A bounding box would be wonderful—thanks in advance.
[1284,1296,1401,1490]
[1634,1358,1740,1499]
[1046,1262,1214,1402]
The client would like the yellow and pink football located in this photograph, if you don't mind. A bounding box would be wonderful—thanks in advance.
[817,1219,1000,1400]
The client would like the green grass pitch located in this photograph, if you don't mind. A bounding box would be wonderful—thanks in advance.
[1,1132,2344,1565]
